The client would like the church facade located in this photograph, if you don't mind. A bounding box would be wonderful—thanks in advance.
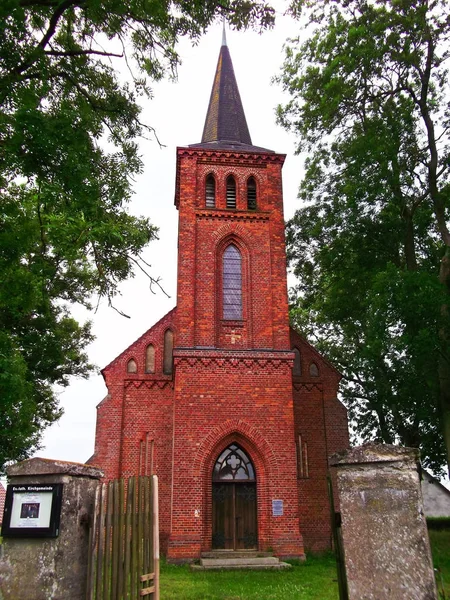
[90,36,349,561]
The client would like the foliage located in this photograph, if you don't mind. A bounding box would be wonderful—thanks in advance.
[277,0,450,473]
[0,0,274,471]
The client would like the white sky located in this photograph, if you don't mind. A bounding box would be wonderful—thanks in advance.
[36,13,306,465]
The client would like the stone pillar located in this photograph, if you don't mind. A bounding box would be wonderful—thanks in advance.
[330,444,437,600]
[0,458,103,600]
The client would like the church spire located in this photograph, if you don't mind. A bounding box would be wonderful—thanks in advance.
[200,32,252,147]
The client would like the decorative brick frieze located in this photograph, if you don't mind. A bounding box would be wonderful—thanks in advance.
[293,382,324,392]
[196,210,269,221]
[124,380,174,390]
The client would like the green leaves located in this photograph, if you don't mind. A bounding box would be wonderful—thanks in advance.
[0,0,275,470]
[281,0,450,473]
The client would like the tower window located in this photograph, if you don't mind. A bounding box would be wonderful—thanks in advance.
[145,344,155,373]
[163,329,174,375]
[226,176,236,209]
[223,244,242,320]
[247,177,257,210]
[206,174,216,208]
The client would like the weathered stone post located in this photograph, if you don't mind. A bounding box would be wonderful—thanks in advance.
[330,443,437,600]
[0,458,103,600]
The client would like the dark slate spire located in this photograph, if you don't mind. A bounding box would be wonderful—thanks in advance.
[200,31,252,146]
[189,30,274,153]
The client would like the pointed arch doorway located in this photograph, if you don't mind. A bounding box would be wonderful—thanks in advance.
[212,443,257,550]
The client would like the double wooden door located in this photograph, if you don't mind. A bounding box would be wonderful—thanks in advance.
[212,482,257,550]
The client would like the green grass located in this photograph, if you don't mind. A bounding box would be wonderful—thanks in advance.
[160,532,450,600]
[430,529,450,598]
[160,553,339,600]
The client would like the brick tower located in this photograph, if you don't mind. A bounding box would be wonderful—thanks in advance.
[90,33,349,560]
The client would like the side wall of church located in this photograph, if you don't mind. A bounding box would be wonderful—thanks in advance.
[90,308,177,550]
[290,329,349,551]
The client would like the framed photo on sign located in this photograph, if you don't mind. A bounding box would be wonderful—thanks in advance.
[1,483,63,538]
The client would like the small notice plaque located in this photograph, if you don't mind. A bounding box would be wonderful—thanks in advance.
[1,483,63,538]
[272,499,284,517]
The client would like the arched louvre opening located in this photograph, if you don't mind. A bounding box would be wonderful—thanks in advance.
[145,344,155,373]
[212,444,257,550]
[247,177,257,210]
[206,174,216,208]
[163,329,174,375]
[226,176,236,209]
[223,244,242,320]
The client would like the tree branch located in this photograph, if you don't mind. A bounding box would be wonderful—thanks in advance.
[44,49,123,58]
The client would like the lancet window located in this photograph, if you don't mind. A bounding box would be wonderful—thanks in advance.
[163,329,174,375]
[223,244,242,320]
[145,344,155,373]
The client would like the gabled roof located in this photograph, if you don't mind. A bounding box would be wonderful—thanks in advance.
[192,30,273,153]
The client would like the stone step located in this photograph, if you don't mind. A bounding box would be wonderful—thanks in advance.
[202,556,280,567]
[191,553,292,571]
[201,551,272,559]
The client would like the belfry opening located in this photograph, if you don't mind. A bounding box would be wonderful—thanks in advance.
[90,32,349,561]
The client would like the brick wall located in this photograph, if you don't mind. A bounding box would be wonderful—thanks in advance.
[90,145,349,560]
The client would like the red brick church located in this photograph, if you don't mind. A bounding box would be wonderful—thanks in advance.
[90,34,349,561]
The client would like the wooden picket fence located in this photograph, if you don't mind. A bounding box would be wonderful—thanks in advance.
[86,475,159,600]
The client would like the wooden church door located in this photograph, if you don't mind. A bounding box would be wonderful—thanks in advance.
[212,444,257,550]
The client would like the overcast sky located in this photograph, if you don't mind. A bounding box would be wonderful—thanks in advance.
[34,12,306,466]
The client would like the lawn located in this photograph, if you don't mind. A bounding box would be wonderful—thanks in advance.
[430,529,450,598]
[160,532,450,600]
[160,554,339,600]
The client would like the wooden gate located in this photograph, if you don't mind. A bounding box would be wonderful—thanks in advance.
[86,474,159,600]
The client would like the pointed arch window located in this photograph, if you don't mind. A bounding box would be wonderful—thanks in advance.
[206,174,216,208]
[213,444,255,481]
[163,329,174,375]
[127,359,137,373]
[145,344,155,373]
[226,176,236,209]
[293,347,301,377]
[309,362,319,377]
[223,244,242,320]
[247,177,257,210]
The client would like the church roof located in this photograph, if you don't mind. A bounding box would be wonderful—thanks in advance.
[191,29,273,153]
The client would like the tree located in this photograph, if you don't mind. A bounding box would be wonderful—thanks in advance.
[0,0,274,471]
[277,0,450,473]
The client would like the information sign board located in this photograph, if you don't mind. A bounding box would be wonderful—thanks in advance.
[1,483,63,538]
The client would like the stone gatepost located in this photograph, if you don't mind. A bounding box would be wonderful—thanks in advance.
[0,457,103,600]
[330,444,437,600]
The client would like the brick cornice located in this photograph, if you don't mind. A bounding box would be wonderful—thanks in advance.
[124,380,174,390]
[173,348,294,371]
[176,147,286,164]
[293,382,324,392]
[196,209,269,221]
